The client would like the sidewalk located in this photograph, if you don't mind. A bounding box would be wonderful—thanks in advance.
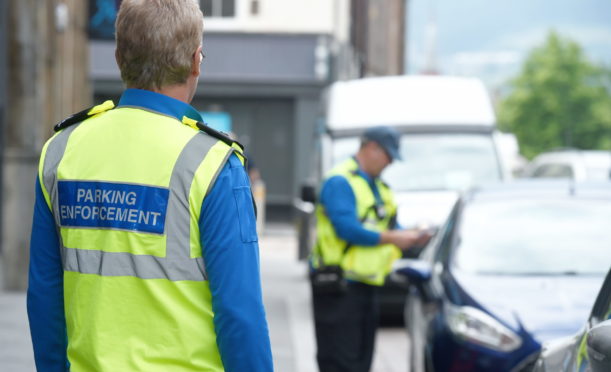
[259,223,318,372]
[0,291,34,371]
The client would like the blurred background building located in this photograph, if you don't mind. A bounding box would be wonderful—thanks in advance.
[2,0,90,289]
[0,0,6,290]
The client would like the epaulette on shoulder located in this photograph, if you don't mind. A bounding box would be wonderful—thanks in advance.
[54,100,115,132]
[196,121,245,152]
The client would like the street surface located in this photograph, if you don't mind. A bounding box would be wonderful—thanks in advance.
[0,223,408,372]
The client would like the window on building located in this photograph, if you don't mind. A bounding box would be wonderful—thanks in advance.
[88,0,120,40]
[201,0,235,18]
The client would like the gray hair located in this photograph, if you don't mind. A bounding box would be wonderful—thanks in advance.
[115,0,204,90]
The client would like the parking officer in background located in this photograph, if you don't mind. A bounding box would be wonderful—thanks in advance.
[310,126,430,372]
[27,1,273,371]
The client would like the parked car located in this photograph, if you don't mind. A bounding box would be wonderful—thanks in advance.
[394,181,611,372]
[533,266,611,372]
[295,75,513,320]
[522,149,611,181]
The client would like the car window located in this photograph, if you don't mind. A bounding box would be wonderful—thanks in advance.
[434,202,459,265]
[332,133,502,191]
[452,198,611,275]
[531,163,574,178]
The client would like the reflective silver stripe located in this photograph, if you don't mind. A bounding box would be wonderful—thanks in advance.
[62,248,206,281]
[43,126,230,281]
[42,125,79,228]
[42,125,80,263]
[164,133,219,281]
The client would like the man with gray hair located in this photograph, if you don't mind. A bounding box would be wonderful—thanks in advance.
[27,1,273,371]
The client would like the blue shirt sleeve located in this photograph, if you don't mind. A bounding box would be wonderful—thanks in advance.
[320,175,381,246]
[200,154,273,372]
[27,176,69,372]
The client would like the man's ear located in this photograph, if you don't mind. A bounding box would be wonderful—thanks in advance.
[191,46,202,77]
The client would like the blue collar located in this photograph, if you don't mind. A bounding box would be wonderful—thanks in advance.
[117,88,203,122]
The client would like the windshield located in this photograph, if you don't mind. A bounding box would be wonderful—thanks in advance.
[331,133,501,191]
[453,199,611,275]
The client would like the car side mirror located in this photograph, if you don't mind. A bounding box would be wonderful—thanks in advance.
[394,259,432,283]
[393,259,436,302]
[301,184,317,204]
[587,319,611,372]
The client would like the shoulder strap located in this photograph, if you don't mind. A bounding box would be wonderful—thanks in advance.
[182,116,248,163]
[54,100,115,132]
[349,168,385,221]
[196,121,245,152]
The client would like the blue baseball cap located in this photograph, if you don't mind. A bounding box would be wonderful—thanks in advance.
[362,126,402,161]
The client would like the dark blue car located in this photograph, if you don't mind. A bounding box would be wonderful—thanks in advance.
[395,181,611,372]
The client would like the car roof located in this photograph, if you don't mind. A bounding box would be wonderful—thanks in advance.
[532,150,611,167]
[464,180,611,203]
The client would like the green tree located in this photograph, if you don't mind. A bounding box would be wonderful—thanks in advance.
[498,31,611,159]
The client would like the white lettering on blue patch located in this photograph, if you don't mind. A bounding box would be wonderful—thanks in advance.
[58,181,169,234]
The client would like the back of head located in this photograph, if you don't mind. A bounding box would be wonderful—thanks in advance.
[115,0,204,91]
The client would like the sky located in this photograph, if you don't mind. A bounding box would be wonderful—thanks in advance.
[406,0,611,89]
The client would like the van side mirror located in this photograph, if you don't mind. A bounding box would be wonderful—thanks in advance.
[587,319,611,372]
[301,184,317,204]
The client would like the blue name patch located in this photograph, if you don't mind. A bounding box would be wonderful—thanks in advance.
[57,181,169,235]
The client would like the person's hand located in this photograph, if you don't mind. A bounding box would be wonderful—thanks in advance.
[416,228,434,247]
[380,229,421,250]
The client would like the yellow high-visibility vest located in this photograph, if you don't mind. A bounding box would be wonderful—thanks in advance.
[39,101,244,371]
[312,158,401,286]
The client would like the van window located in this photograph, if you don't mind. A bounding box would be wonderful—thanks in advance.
[531,164,574,179]
[331,133,501,191]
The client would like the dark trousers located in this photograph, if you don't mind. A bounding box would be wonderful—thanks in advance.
[312,281,379,372]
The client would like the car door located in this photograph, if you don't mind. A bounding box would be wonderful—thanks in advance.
[406,201,461,372]
[575,270,611,371]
